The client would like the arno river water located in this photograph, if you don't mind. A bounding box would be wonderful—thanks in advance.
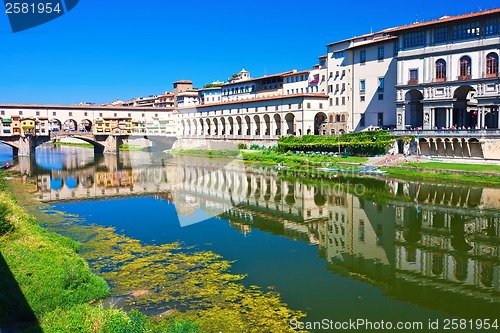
[1,144,499,332]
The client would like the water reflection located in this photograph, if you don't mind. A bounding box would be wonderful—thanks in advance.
[22,147,500,323]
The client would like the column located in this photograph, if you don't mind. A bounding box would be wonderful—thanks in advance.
[423,105,432,130]
[396,105,405,130]
[480,106,486,129]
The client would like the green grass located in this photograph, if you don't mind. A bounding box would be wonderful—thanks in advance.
[169,148,241,159]
[382,167,500,186]
[119,144,148,151]
[404,161,500,173]
[242,150,368,166]
[0,174,201,332]
[53,141,93,148]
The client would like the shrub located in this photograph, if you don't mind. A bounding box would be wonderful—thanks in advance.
[237,143,247,149]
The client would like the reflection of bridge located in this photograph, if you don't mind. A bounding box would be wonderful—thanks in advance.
[0,104,177,156]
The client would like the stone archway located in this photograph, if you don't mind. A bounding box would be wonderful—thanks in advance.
[274,114,281,136]
[80,119,92,132]
[285,113,295,135]
[253,115,261,136]
[314,112,327,135]
[405,90,423,129]
[453,85,477,129]
[263,114,271,136]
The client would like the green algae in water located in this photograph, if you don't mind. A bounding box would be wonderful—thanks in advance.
[13,179,307,333]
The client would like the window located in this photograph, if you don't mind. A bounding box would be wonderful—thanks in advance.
[275,106,279,111]
[360,79,365,92]
[360,50,366,64]
[128,113,131,117]
[36,111,40,116]
[435,59,446,81]
[141,113,145,117]
[336,115,341,122]
[335,84,339,92]
[329,72,333,78]
[329,115,334,123]
[99,113,103,117]
[330,99,333,106]
[19,111,23,115]
[453,22,480,40]
[288,104,292,110]
[378,77,385,91]
[434,26,449,43]
[459,56,472,79]
[0,111,3,115]
[378,94,384,100]
[486,53,498,77]
[341,97,345,105]
[319,103,323,109]
[335,98,339,106]
[403,31,425,48]
[342,70,345,77]
[409,69,418,84]
[485,18,500,35]
[341,83,345,91]
[377,112,384,126]
[360,96,365,102]
[378,46,384,60]
[328,85,333,93]
[307,103,311,109]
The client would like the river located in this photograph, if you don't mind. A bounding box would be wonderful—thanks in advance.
[3,143,500,332]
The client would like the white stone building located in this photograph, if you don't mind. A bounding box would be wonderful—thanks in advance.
[393,9,500,130]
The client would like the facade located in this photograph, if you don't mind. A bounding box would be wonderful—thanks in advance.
[326,32,398,132]
[178,93,329,139]
[394,9,500,131]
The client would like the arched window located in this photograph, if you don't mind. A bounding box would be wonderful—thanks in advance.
[329,115,334,123]
[336,115,341,122]
[459,56,471,80]
[486,53,499,77]
[435,59,446,81]
[341,114,346,122]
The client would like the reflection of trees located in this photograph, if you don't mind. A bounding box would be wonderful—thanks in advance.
[450,215,473,252]
[454,255,469,281]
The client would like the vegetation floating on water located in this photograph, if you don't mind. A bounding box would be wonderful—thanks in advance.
[1,174,306,333]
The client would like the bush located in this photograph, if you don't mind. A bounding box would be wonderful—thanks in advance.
[277,131,394,156]
[0,202,13,235]
[237,143,247,149]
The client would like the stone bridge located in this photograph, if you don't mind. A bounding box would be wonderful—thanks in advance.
[0,103,178,156]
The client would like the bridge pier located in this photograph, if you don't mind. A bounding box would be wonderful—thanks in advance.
[15,136,36,157]
[94,135,124,154]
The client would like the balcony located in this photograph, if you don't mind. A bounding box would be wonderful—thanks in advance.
[485,72,498,78]
[458,75,472,81]
[435,77,446,82]
[407,79,419,85]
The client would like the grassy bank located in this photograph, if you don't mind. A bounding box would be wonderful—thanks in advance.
[404,161,500,173]
[382,166,500,186]
[1,174,306,332]
[242,150,368,166]
[169,148,368,167]
[54,141,94,148]
[0,175,201,332]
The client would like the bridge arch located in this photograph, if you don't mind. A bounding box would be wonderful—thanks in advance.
[80,119,92,132]
[63,119,78,131]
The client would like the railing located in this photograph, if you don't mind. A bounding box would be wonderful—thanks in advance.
[391,129,500,137]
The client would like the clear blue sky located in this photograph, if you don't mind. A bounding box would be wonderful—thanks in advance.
[0,0,498,104]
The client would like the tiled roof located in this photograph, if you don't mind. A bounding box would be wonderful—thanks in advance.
[390,8,500,32]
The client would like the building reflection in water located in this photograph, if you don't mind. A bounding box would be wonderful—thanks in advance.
[30,153,500,316]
